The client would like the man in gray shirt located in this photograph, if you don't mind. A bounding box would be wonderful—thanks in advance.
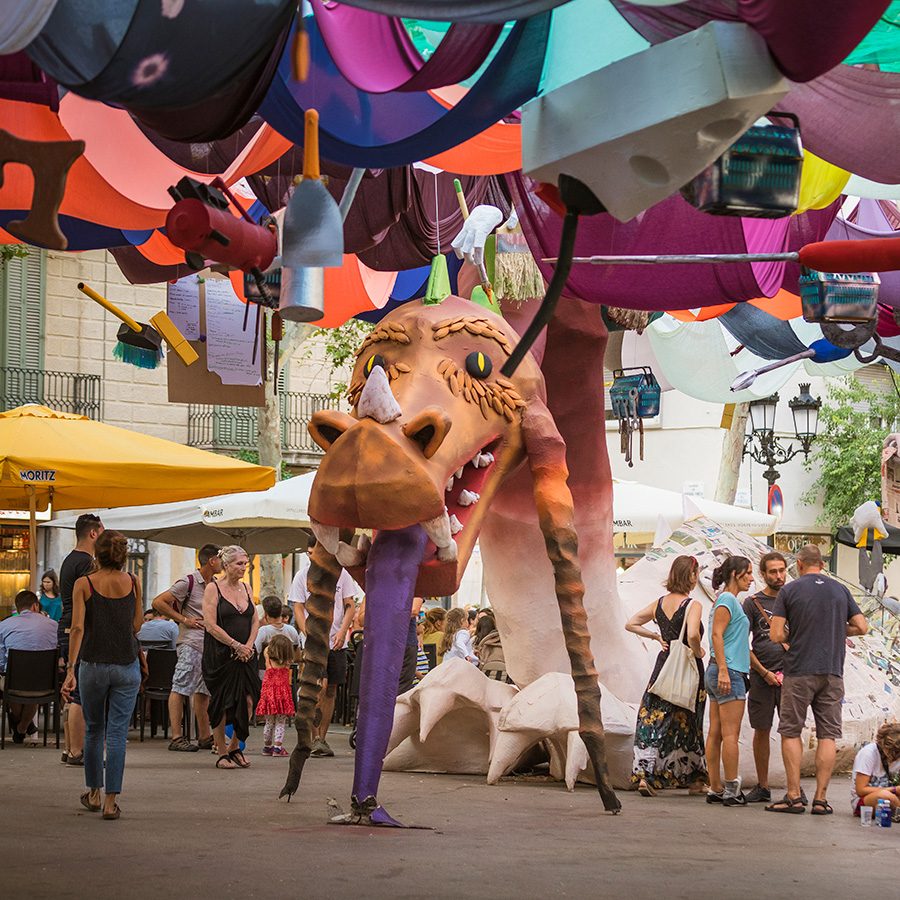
[767,544,868,815]
[152,544,221,751]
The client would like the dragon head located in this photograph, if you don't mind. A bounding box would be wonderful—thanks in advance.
[307,296,544,595]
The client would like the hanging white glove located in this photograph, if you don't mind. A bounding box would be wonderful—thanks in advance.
[451,205,504,268]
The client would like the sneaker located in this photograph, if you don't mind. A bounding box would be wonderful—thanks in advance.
[309,738,334,758]
[271,747,290,758]
[706,791,724,804]
[168,737,199,752]
[197,736,214,751]
[745,785,771,804]
[11,730,25,744]
[61,751,69,764]
[66,752,84,767]
[723,792,748,807]
[262,746,274,756]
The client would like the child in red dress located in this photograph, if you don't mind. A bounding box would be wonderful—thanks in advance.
[255,634,295,757]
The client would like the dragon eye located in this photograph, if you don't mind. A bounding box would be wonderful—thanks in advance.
[364,354,385,377]
[465,351,492,379]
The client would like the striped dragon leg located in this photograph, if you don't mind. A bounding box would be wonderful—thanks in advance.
[280,542,341,801]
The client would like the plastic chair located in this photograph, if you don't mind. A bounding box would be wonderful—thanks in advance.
[0,648,60,749]
[138,649,177,741]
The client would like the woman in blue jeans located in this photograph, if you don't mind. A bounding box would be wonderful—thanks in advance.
[62,531,143,820]
[705,556,753,807]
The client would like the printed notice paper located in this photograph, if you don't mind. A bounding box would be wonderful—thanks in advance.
[166,276,201,341]
[204,278,261,386]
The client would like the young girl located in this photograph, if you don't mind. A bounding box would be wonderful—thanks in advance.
[440,607,478,664]
[852,722,900,818]
[255,634,296,758]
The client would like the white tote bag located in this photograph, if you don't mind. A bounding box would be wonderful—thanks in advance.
[648,601,699,712]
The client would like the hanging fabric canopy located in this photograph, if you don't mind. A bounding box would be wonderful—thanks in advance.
[319,0,570,21]
[259,15,550,167]
[0,0,57,55]
[313,5,503,93]
[844,1,900,70]
[610,0,890,83]
[507,171,839,312]
[26,0,294,109]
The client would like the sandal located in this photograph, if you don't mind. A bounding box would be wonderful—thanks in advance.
[102,805,121,820]
[811,799,834,816]
[229,749,251,769]
[637,779,656,797]
[80,791,101,812]
[765,795,806,814]
[215,754,238,769]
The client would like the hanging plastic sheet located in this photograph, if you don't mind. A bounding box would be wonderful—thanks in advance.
[506,171,838,312]
[0,216,149,252]
[258,14,550,167]
[610,0,889,83]
[313,6,502,93]
[0,0,58,55]
[26,0,295,109]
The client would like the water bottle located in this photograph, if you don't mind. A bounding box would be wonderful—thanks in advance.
[877,799,892,828]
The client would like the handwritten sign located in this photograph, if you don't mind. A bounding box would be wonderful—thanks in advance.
[166,276,201,341]
[204,278,262,387]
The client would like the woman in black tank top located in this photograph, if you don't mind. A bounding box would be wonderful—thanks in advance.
[63,531,144,820]
[201,545,260,769]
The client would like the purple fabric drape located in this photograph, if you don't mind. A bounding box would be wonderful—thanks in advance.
[507,172,838,310]
[773,67,900,184]
[313,4,502,93]
[320,0,570,22]
[0,51,58,108]
[611,0,888,83]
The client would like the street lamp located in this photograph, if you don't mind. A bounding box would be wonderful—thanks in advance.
[743,384,822,487]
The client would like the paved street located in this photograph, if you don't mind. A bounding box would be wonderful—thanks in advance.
[0,727,893,899]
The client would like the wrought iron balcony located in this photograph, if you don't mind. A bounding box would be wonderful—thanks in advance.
[0,366,103,419]
[187,391,332,459]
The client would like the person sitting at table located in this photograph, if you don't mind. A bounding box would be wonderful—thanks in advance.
[137,608,178,649]
[0,590,59,742]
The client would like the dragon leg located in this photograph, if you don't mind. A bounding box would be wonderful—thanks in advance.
[279,541,340,801]
[345,524,427,825]
[523,401,621,814]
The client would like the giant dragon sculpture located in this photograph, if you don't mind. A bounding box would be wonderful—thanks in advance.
[279,292,624,824]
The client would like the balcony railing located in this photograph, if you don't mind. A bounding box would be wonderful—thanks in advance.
[187,392,332,456]
[0,366,103,419]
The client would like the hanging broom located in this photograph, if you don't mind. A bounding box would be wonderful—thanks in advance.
[78,282,198,369]
[493,215,545,305]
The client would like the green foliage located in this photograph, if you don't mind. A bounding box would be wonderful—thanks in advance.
[0,245,28,268]
[801,375,900,530]
[312,318,372,400]
[235,449,291,481]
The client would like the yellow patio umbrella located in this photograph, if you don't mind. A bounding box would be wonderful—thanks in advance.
[0,405,275,588]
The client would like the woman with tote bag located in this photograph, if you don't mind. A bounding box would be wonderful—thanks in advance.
[626,555,707,797]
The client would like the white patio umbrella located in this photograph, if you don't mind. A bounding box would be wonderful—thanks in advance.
[613,480,776,537]
[43,473,315,554]
[201,471,314,529]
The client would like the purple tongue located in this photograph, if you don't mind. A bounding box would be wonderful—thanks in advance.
[351,524,427,803]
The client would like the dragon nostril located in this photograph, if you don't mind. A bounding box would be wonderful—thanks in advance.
[319,425,344,445]
[401,407,451,459]
[409,424,435,456]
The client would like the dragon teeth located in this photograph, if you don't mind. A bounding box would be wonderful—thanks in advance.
[455,467,464,480]
[449,514,463,535]
[472,451,495,469]
[458,490,479,507]
[445,475,455,492]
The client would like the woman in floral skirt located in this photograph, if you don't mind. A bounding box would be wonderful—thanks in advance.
[625,555,708,796]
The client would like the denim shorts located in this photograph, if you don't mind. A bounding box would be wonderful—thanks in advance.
[705,664,748,705]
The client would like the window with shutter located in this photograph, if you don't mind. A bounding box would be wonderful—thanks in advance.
[1,249,45,370]
[1,249,46,409]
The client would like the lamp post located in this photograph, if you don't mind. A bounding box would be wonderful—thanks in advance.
[742,383,821,487]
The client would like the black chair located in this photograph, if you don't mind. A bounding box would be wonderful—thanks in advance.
[138,649,177,741]
[1,648,61,749]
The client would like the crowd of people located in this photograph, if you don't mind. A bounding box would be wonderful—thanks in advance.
[625,545,888,819]
[3,516,895,824]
